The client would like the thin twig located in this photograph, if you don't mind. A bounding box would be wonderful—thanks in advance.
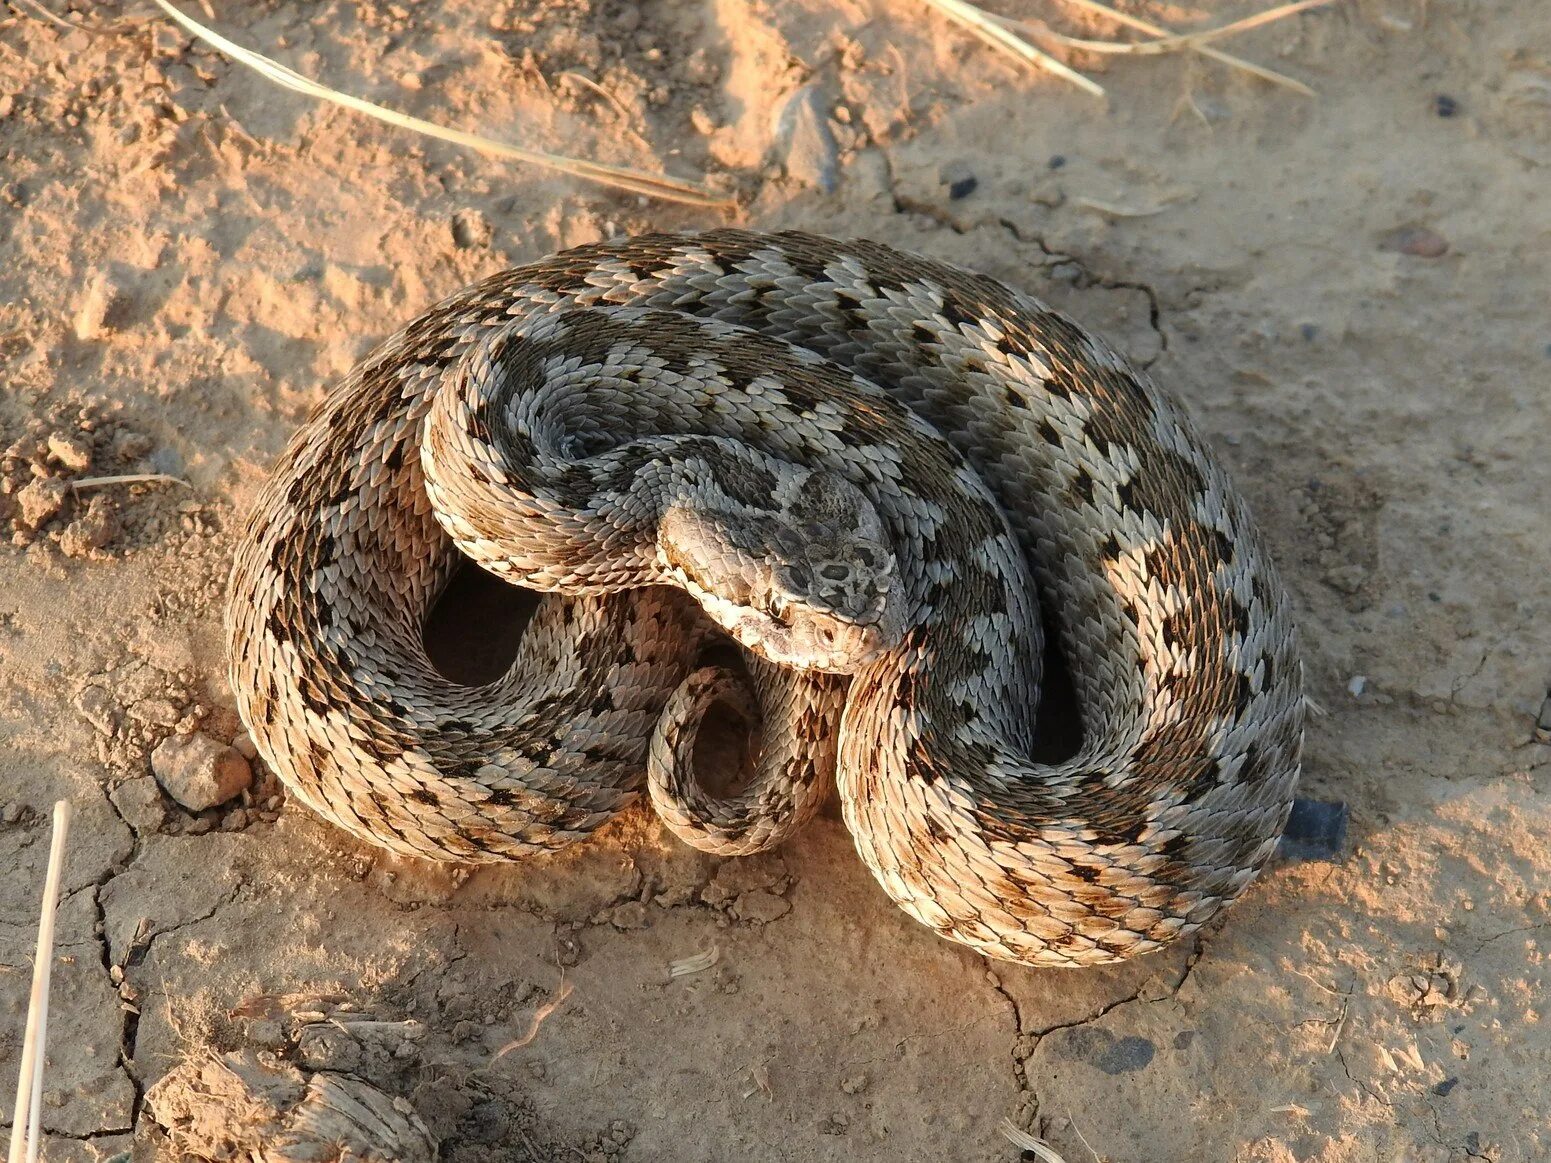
[7,802,72,1163]
[916,0,1105,97]
[1327,996,1351,1054]
[12,0,78,32]
[147,0,735,210]
[491,975,574,1060]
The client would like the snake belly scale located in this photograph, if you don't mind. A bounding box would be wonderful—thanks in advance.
[227,229,1304,968]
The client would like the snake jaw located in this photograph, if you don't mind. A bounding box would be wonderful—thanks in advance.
[670,571,894,675]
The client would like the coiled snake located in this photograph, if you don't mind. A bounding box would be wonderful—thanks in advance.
[227,230,1303,968]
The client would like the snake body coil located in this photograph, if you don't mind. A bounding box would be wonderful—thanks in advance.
[228,230,1303,968]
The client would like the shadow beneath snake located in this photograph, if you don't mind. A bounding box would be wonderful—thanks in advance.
[421,558,1086,786]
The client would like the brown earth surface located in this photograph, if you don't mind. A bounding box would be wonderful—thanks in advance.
[2,0,1550,1159]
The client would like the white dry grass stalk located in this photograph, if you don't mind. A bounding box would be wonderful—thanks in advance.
[668,945,720,978]
[148,0,735,211]
[917,0,1106,96]
[7,801,73,1163]
[1072,193,1191,217]
[70,472,192,492]
[1028,0,1338,56]
[1048,0,1315,94]
[998,1117,1070,1161]
[941,0,1337,97]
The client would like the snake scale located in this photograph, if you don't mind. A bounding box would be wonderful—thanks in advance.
[227,229,1304,968]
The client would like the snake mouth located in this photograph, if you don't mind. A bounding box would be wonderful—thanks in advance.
[744,609,890,674]
[675,580,893,674]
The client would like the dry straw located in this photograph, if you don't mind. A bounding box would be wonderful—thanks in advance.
[148,0,735,211]
[919,0,1340,97]
[999,1117,1070,1162]
[6,801,72,1163]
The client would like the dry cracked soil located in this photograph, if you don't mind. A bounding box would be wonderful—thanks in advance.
[2,0,1550,1160]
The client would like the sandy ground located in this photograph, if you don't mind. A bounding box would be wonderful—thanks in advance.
[2,0,1549,1159]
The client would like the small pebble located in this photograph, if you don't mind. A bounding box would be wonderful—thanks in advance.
[15,477,68,531]
[1299,323,1318,342]
[450,208,493,250]
[74,273,123,340]
[939,160,977,201]
[773,85,841,194]
[151,731,253,811]
[1380,224,1449,258]
[1432,1076,1459,1096]
[2,803,24,825]
[46,433,92,471]
[1048,154,1067,169]
[1433,94,1457,118]
[232,730,258,760]
[1347,675,1367,697]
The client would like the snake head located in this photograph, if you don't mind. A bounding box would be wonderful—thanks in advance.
[658,469,905,674]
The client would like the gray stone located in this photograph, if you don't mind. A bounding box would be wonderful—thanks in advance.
[773,85,841,194]
[109,776,166,832]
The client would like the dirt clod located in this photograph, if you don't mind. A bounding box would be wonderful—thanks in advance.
[151,731,253,811]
